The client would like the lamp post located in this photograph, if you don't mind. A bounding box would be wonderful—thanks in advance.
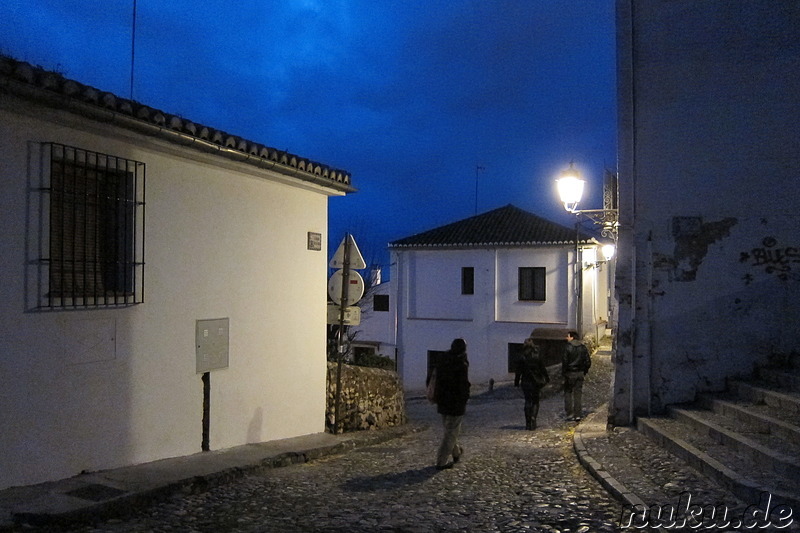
[556,162,619,240]
[556,162,619,335]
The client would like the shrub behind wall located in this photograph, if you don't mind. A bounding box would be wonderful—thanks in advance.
[326,362,407,433]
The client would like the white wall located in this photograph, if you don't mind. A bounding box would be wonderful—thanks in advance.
[0,98,337,489]
[495,248,569,324]
[612,0,800,423]
[393,245,581,391]
[350,280,397,355]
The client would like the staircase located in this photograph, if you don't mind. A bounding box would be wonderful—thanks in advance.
[636,358,800,511]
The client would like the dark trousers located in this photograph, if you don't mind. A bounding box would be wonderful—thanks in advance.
[563,371,585,418]
[522,385,540,428]
[436,415,463,467]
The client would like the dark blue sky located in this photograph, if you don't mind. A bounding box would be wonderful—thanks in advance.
[1,1,616,271]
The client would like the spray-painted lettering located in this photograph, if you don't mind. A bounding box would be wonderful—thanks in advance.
[740,237,800,282]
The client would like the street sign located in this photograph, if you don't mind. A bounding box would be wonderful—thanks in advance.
[330,234,367,269]
[326,304,361,326]
[327,269,365,306]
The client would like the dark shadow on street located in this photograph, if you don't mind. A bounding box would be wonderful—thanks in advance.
[340,466,438,492]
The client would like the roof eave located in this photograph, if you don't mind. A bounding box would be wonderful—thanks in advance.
[0,57,355,194]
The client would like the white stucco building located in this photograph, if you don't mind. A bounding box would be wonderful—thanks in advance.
[0,56,354,489]
[352,205,612,391]
[349,279,397,363]
[611,0,800,424]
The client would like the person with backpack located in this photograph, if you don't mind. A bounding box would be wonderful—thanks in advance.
[562,330,591,421]
[514,337,549,430]
[427,338,471,470]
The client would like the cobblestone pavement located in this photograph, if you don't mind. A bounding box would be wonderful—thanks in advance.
[35,357,624,532]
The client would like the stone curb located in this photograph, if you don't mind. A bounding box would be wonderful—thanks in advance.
[572,409,671,533]
[2,423,427,531]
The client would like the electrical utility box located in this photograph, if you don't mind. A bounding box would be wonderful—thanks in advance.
[196,318,229,373]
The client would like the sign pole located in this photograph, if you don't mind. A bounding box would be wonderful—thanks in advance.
[333,233,351,434]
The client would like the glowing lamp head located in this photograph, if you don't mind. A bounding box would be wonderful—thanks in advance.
[601,244,616,261]
[556,162,585,211]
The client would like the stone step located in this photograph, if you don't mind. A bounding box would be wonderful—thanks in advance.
[757,367,800,394]
[729,380,800,419]
[637,415,800,510]
[697,394,800,447]
[667,406,800,479]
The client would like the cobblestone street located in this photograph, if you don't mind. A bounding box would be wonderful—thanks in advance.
[52,355,621,532]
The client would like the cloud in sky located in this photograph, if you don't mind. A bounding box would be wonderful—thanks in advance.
[0,0,616,268]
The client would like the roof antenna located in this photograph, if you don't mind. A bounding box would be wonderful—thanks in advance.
[129,0,137,100]
[475,165,485,215]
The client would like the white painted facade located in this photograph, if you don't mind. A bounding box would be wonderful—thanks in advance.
[380,244,611,391]
[350,280,397,359]
[0,74,349,489]
[611,0,800,424]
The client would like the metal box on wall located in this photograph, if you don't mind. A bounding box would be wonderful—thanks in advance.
[196,318,229,373]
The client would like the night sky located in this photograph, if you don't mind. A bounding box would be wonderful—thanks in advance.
[0,1,617,272]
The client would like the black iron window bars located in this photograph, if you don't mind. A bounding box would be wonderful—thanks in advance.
[41,143,145,308]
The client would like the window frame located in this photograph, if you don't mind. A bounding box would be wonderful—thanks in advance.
[40,143,145,308]
[518,266,546,302]
[461,266,475,295]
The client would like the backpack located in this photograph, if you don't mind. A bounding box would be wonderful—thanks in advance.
[426,368,437,403]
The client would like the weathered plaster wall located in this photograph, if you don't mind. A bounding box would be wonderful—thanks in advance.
[649,216,800,410]
[326,363,407,432]
[611,0,800,424]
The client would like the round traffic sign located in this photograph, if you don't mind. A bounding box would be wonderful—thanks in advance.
[327,269,365,306]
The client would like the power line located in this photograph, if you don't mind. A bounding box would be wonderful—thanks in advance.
[130,0,137,100]
[475,165,485,215]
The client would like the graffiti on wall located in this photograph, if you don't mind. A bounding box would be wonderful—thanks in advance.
[740,237,800,283]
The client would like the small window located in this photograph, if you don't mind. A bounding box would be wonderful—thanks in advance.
[43,143,145,308]
[373,294,389,312]
[518,267,546,301]
[461,267,474,295]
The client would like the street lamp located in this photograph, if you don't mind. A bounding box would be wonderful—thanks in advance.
[556,162,619,240]
[556,162,619,337]
[601,243,616,261]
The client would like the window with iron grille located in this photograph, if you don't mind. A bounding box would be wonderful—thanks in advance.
[518,267,546,301]
[42,144,145,308]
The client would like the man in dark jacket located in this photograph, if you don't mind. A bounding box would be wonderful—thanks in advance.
[429,338,471,470]
[562,330,591,421]
[514,337,550,430]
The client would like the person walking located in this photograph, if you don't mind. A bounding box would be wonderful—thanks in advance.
[427,338,471,470]
[562,330,591,421]
[514,337,550,430]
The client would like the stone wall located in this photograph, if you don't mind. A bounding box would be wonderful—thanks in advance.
[326,362,407,433]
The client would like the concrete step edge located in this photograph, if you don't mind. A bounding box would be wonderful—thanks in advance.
[637,417,800,510]
[697,394,800,446]
[730,381,800,411]
[668,406,800,478]
[756,368,800,393]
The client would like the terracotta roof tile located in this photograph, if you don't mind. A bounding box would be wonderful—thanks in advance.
[0,55,354,192]
[390,204,591,248]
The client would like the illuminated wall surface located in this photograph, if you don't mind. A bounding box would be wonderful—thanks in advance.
[611,0,800,423]
[387,245,609,391]
[0,66,347,489]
